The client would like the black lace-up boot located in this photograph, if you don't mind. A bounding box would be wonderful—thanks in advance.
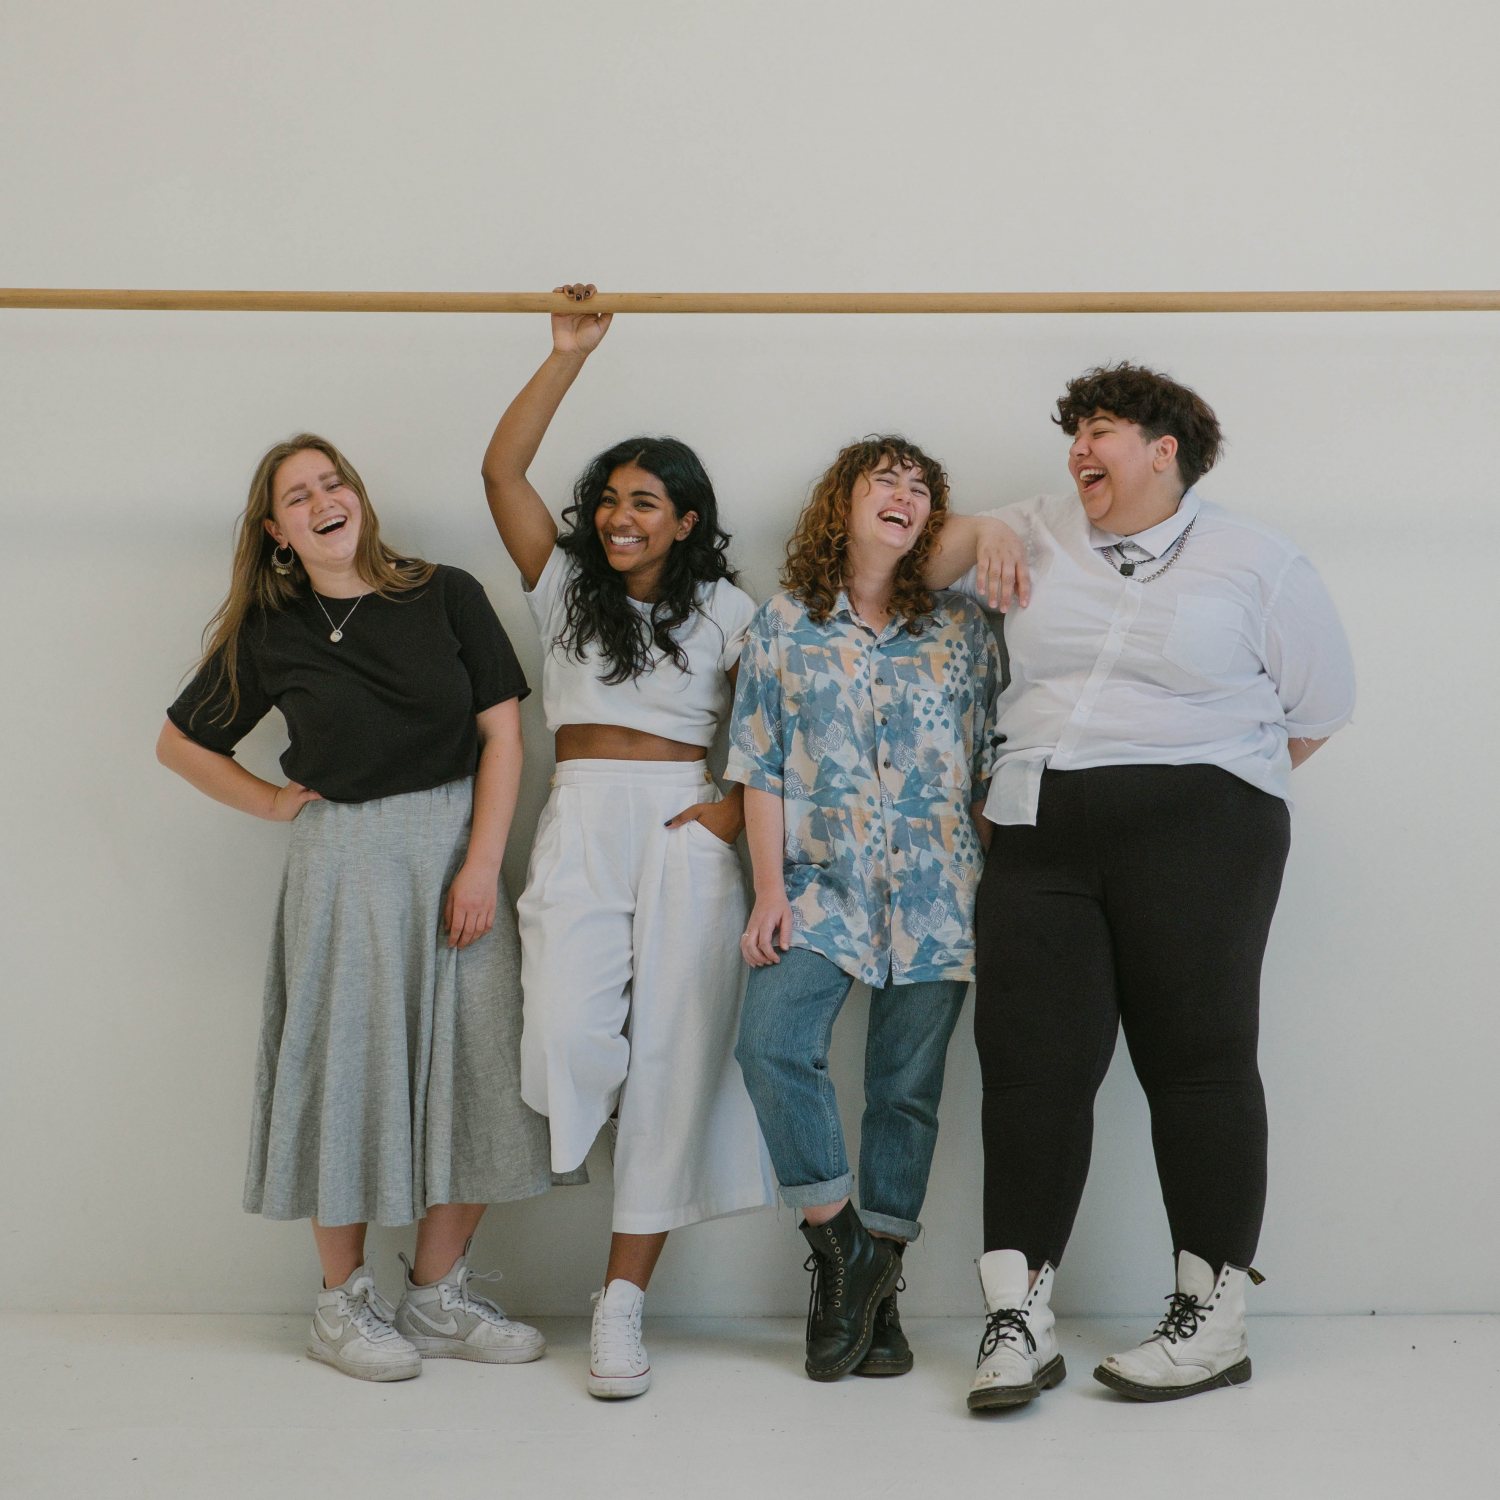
[854,1243,913,1377]
[799,1203,901,1382]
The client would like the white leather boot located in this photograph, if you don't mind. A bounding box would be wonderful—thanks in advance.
[967,1250,1065,1411]
[1094,1250,1260,1402]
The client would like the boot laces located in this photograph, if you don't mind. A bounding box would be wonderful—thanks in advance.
[441,1265,510,1326]
[341,1277,402,1343]
[977,1307,1036,1366]
[1153,1290,1210,1344]
[803,1249,846,1338]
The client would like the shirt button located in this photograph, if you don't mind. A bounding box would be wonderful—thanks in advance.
[881,717,889,726]
[883,759,892,768]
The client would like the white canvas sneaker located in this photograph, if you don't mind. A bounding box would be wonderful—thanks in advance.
[393,1253,546,1364]
[1094,1250,1261,1401]
[588,1279,650,1399]
[967,1250,1065,1410]
[306,1266,422,1382]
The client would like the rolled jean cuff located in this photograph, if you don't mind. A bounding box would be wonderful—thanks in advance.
[778,1172,854,1211]
[859,1208,922,1242]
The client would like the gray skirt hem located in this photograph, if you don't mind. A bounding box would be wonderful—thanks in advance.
[244,1168,558,1228]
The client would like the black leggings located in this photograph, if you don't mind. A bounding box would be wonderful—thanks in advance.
[974,764,1290,1272]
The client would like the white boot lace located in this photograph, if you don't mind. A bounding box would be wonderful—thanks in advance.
[341,1277,403,1343]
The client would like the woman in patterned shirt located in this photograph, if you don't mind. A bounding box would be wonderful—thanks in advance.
[727,437,1006,1384]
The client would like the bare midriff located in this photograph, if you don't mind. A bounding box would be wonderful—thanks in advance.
[554,723,706,763]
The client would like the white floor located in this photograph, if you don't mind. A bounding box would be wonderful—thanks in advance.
[3,1312,1496,1499]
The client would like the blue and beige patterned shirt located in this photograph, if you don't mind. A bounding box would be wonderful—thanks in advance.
[725,589,1003,987]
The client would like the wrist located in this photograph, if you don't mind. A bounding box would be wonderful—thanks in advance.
[460,853,503,879]
[753,875,788,901]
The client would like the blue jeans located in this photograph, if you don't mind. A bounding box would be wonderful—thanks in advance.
[735,947,969,1241]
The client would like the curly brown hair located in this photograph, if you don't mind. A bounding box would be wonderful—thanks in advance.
[781,436,949,631]
[1054,363,1223,489]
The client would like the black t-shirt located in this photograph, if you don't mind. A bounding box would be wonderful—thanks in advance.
[168,565,529,803]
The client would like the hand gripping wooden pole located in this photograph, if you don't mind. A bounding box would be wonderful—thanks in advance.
[2,289,1499,314]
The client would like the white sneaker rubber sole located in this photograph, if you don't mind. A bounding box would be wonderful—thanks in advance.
[588,1366,651,1399]
[403,1331,546,1364]
[306,1336,422,1382]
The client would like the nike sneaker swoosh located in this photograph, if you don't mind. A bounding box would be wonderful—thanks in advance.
[407,1305,460,1336]
[315,1311,344,1340]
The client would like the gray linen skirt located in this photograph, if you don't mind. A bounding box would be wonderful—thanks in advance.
[243,777,554,1226]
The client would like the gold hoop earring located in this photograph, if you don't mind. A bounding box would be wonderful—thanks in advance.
[272,544,296,576]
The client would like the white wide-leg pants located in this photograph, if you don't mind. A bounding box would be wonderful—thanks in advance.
[518,759,774,1234]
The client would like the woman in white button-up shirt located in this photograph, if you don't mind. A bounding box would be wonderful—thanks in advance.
[956,364,1354,1413]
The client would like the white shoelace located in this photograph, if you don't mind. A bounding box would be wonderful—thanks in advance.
[440,1265,512,1326]
[340,1277,403,1343]
[591,1289,644,1367]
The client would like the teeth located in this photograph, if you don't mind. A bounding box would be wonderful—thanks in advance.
[878,510,911,527]
[608,534,644,545]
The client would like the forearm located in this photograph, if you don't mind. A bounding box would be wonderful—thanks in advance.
[924,513,982,587]
[1288,736,1328,768]
[482,349,588,489]
[156,720,279,818]
[743,786,787,895]
[465,705,524,872]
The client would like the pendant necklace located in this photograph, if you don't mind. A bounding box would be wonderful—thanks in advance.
[1106,516,1197,584]
[312,590,368,642]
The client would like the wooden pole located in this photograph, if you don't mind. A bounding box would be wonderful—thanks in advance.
[2,289,1499,314]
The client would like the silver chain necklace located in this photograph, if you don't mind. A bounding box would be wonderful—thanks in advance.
[312,590,368,643]
[1104,515,1197,584]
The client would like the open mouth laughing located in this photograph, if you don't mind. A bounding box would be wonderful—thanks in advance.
[312,514,348,535]
[1077,467,1107,494]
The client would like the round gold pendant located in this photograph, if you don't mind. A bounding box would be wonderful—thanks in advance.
[329,630,343,642]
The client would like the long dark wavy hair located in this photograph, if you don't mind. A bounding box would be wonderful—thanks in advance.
[555,436,735,684]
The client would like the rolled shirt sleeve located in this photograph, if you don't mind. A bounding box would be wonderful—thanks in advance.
[1263,554,1356,738]
[724,608,786,794]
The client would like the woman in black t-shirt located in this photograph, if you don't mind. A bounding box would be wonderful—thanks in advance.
[158,434,555,1383]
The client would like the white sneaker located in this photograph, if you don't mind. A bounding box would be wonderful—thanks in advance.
[1094,1250,1260,1401]
[967,1250,1065,1410]
[588,1279,650,1399]
[306,1266,422,1382]
[393,1252,546,1364]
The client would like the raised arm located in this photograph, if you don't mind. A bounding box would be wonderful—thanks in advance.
[481,282,613,590]
[926,513,1031,612]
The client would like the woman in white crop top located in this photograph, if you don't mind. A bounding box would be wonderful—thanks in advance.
[480,285,774,1400]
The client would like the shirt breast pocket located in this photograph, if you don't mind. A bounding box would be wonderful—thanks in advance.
[1161,594,1246,678]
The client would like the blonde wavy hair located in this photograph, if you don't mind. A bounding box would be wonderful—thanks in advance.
[781,436,949,630]
[188,434,435,727]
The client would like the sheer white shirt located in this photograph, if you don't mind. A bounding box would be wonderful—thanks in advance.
[952,488,1356,825]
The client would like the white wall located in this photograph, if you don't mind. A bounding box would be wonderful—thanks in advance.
[2,0,1497,1317]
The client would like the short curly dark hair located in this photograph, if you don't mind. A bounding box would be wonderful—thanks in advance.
[1054,363,1223,489]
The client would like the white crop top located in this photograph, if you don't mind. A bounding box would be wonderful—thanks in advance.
[524,546,758,747]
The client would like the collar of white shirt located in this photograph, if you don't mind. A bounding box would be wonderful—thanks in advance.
[1089,486,1202,560]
